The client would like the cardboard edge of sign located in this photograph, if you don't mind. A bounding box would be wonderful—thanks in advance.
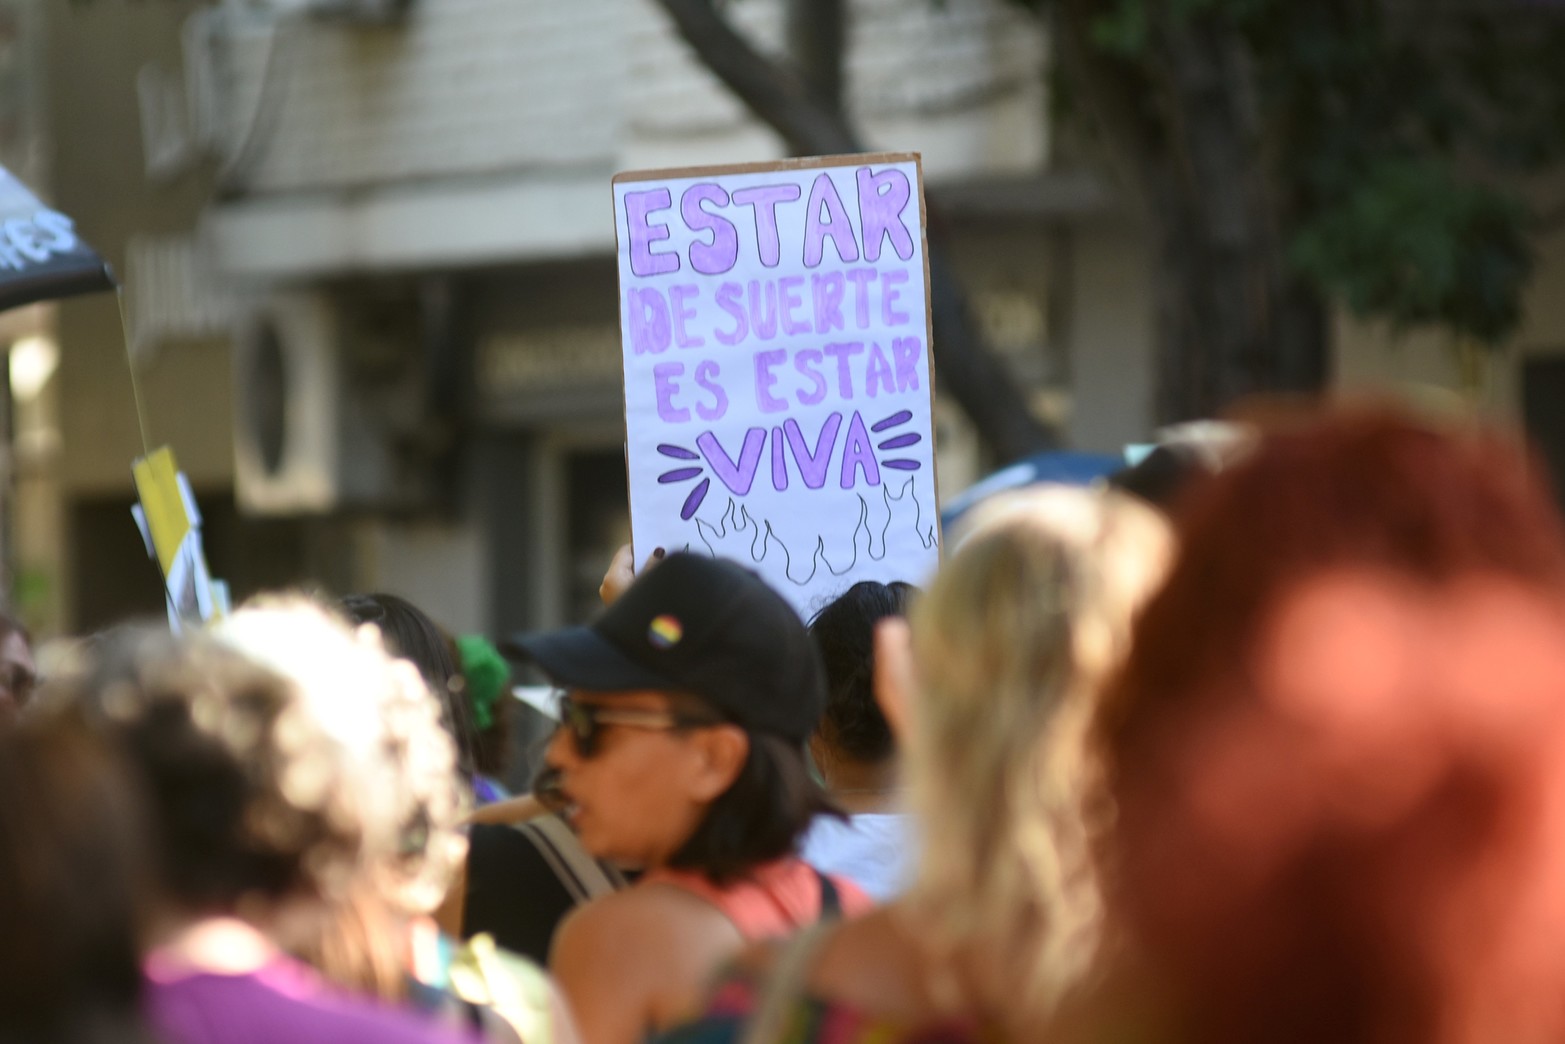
[610,150,923,186]
[609,150,944,573]
[910,157,943,564]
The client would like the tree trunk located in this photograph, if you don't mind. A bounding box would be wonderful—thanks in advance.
[787,0,847,114]
[1148,198,1328,423]
[1151,14,1330,421]
[1054,0,1330,423]
[652,0,1059,461]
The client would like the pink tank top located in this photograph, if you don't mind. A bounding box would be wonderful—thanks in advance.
[643,857,873,941]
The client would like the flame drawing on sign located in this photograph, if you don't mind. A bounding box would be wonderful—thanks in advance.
[692,476,936,587]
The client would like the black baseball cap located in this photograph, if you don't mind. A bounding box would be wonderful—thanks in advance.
[503,553,826,743]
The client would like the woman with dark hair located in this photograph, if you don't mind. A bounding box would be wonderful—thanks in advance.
[0,609,37,723]
[341,592,478,779]
[800,581,916,901]
[1081,409,1565,1044]
[0,714,155,1044]
[454,634,514,804]
[507,552,873,1044]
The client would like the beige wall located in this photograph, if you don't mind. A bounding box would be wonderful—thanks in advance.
[356,517,490,635]
[47,0,236,494]
[1066,223,1155,452]
[1333,228,1565,423]
[40,0,235,630]
[206,0,1045,199]
[1061,220,1565,446]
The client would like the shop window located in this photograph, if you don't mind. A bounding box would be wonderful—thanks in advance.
[564,449,630,625]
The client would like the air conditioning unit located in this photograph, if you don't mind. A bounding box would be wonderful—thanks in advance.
[233,290,444,516]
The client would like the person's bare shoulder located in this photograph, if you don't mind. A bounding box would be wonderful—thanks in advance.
[715,907,914,1011]
[553,888,691,985]
[552,884,744,1038]
[558,879,736,944]
[551,894,673,1044]
[805,905,934,1020]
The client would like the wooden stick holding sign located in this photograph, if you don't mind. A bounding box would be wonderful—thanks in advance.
[612,153,941,618]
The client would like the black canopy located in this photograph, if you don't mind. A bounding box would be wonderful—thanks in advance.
[0,165,115,313]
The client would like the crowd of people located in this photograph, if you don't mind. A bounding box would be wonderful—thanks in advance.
[4,404,1565,1043]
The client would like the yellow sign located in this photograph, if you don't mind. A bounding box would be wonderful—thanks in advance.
[131,446,192,574]
[131,445,228,629]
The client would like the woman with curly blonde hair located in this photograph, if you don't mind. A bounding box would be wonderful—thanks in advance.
[51,600,567,1044]
[213,598,573,1043]
[42,618,466,1044]
[658,486,1172,1043]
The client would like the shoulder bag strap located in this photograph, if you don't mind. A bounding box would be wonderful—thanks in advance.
[512,813,627,904]
[815,869,842,922]
[739,924,835,1044]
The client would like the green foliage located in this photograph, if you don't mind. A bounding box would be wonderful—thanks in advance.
[1089,0,1149,56]
[1008,0,1565,348]
[1088,0,1275,56]
[1290,160,1530,343]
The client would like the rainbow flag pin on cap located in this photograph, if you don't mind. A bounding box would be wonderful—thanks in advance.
[647,614,683,650]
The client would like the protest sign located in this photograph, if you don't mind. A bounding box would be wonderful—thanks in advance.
[613,153,940,616]
[0,165,114,314]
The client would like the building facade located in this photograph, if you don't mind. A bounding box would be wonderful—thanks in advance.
[40,0,1564,640]
[39,0,1157,637]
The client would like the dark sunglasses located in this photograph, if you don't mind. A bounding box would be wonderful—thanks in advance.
[555,693,718,759]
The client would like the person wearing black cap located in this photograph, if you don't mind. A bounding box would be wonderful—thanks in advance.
[506,552,873,1044]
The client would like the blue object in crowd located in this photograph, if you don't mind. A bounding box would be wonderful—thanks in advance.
[940,450,1124,531]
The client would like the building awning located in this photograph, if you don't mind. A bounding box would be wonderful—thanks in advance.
[205,169,617,281]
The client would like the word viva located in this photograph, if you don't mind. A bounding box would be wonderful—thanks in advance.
[657,409,922,520]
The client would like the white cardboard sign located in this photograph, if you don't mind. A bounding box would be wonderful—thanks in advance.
[613,153,941,617]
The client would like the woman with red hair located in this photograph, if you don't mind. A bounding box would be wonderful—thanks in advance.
[1083,409,1565,1044]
